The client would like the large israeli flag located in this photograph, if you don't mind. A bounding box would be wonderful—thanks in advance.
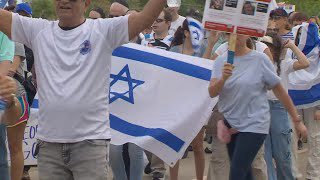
[110,43,216,166]
[288,22,320,109]
[24,44,217,166]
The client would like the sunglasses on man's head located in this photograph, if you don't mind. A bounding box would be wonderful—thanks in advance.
[155,18,165,23]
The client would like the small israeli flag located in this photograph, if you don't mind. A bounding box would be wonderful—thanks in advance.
[187,16,205,53]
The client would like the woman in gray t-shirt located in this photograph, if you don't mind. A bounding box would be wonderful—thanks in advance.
[208,34,307,180]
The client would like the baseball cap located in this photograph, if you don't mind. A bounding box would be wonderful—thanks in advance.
[270,8,288,18]
[15,3,32,16]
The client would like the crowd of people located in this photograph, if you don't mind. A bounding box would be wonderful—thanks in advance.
[0,0,319,180]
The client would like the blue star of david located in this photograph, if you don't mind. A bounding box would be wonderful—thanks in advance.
[109,64,144,104]
[192,30,200,40]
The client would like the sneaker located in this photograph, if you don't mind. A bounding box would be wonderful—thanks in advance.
[182,150,189,159]
[205,147,212,154]
[21,170,31,180]
[144,162,152,174]
[152,172,164,179]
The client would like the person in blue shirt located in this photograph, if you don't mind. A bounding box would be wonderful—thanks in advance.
[0,31,23,180]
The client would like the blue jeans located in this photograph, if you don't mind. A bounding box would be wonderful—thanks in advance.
[109,143,144,180]
[0,124,9,180]
[227,132,267,180]
[265,100,295,180]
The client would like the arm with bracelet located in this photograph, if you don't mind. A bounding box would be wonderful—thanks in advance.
[272,84,308,139]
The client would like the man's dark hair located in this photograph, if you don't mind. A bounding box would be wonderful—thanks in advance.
[92,7,106,18]
[114,0,129,8]
[292,12,308,22]
[4,5,15,11]
[163,9,172,22]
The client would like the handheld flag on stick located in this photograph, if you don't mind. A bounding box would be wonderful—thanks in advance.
[187,16,205,53]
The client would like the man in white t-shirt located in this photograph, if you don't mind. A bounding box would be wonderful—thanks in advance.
[0,0,167,179]
[166,3,185,36]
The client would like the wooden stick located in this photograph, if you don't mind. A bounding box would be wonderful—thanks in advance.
[227,33,237,64]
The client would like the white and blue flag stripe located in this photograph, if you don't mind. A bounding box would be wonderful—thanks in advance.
[288,22,320,109]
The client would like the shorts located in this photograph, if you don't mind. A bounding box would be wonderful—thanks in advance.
[7,95,30,128]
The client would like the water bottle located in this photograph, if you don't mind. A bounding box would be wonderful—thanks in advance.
[0,99,7,124]
[167,0,181,7]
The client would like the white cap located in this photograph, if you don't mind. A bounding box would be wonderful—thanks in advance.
[167,0,181,8]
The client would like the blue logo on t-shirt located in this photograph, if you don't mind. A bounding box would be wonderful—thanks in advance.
[80,40,91,55]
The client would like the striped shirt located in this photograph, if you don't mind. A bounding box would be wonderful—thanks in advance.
[141,33,174,50]
[282,31,295,40]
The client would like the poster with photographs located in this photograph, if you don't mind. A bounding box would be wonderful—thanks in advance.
[203,0,272,37]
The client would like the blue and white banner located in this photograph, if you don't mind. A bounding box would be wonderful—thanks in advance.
[288,22,320,109]
[0,0,8,8]
[110,43,216,166]
[21,43,217,166]
[187,16,205,53]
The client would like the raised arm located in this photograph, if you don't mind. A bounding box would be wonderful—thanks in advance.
[128,0,166,40]
[285,40,310,70]
[203,31,220,59]
[0,9,13,39]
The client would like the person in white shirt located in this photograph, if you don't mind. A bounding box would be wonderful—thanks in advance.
[261,32,309,180]
[0,0,167,179]
[166,3,186,36]
[141,9,174,51]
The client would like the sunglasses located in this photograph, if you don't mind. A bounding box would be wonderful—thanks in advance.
[108,14,121,18]
[269,16,282,20]
[155,18,165,23]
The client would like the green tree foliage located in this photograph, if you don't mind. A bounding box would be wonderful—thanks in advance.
[278,0,320,17]
[28,0,319,19]
[29,0,55,19]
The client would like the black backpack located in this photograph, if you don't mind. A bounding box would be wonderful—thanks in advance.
[13,46,37,106]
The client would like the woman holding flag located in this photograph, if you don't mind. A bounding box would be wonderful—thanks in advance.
[260,32,309,180]
[208,34,307,180]
[169,10,207,180]
[288,22,320,180]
